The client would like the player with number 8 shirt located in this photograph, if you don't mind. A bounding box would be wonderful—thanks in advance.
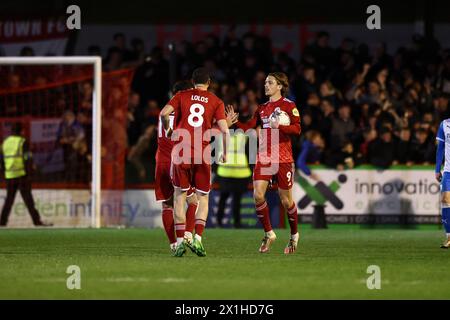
[160,67,230,257]
[251,72,301,254]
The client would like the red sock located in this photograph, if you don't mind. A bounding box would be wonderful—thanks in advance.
[287,202,298,235]
[162,208,176,244]
[175,223,185,238]
[195,219,206,237]
[186,203,197,233]
[255,201,272,232]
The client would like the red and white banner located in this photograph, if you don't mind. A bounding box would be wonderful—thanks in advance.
[0,16,70,56]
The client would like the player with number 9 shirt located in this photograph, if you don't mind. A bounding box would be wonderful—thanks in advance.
[251,72,301,254]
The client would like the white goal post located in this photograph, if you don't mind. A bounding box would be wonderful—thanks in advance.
[0,57,102,228]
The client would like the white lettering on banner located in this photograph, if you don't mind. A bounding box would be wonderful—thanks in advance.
[0,17,70,55]
[31,21,42,36]
[0,17,68,40]
[293,169,440,215]
[15,21,30,37]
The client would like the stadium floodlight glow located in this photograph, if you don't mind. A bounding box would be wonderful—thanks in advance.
[0,56,102,228]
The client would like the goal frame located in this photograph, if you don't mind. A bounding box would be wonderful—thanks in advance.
[0,56,102,228]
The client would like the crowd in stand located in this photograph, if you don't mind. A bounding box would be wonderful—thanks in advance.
[3,28,450,183]
[101,30,449,181]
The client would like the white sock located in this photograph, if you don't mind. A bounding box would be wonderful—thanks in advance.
[184,231,193,240]
[176,237,184,246]
[194,234,202,242]
[265,230,275,238]
[170,242,177,249]
[291,232,299,240]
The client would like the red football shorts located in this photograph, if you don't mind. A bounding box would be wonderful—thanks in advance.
[253,162,295,190]
[171,162,211,194]
[155,161,194,201]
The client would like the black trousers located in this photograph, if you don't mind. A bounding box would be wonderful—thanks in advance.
[0,176,42,226]
[216,177,250,228]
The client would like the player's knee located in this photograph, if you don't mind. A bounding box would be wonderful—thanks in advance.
[280,197,291,209]
[196,192,208,202]
[253,190,265,204]
[186,194,198,205]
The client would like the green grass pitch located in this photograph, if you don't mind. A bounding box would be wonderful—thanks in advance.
[0,225,449,299]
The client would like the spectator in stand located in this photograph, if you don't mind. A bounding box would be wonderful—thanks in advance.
[293,65,318,107]
[113,33,134,62]
[394,127,412,165]
[330,103,355,151]
[303,31,335,78]
[409,128,435,164]
[104,47,124,71]
[368,126,396,169]
[359,128,377,162]
[56,110,86,182]
[132,46,170,107]
[296,130,325,181]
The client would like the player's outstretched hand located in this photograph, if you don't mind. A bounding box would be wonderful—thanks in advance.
[225,105,238,127]
[436,172,442,183]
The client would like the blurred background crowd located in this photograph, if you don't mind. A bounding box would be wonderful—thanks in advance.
[3,27,450,184]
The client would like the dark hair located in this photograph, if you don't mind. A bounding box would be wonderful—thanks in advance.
[172,80,194,94]
[11,122,22,135]
[268,72,290,97]
[192,67,211,85]
[416,128,428,135]
[305,130,321,142]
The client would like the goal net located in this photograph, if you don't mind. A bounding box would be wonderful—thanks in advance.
[0,57,133,228]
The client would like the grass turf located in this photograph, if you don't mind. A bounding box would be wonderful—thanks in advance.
[0,225,449,299]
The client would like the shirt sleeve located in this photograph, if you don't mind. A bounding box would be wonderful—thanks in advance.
[214,101,226,122]
[296,140,311,175]
[436,121,445,142]
[252,106,262,128]
[167,92,181,112]
[436,140,445,173]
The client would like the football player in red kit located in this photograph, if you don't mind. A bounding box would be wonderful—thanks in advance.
[155,80,198,253]
[156,80,237,254]
[252,72,301,254]
[160,68,231,257]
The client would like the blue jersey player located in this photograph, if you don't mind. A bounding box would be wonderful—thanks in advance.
[436,120,450,248]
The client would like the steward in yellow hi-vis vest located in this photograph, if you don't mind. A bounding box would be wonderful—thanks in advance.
[0,123,52,227]
[3,135,27,179]
[216,126,252,228]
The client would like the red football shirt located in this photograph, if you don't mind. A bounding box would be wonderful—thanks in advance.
[254,97,301,164]
[168,88,226,163]
[156,112,174,164]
